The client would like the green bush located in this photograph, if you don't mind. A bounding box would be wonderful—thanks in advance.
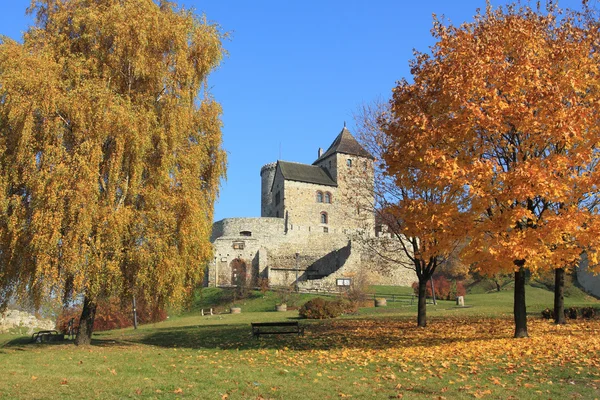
[335,298,358,314]
[299,298,343,319]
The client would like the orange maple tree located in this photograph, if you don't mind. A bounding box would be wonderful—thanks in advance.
[383,2,600,337]
[354,100,470,328]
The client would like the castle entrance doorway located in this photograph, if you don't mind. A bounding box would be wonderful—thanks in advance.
[230,258,247,287]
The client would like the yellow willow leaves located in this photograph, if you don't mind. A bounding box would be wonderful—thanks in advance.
[0,1,226,310]
[383,2,600,277]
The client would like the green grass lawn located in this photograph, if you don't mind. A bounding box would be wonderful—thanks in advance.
[1,285,599,399]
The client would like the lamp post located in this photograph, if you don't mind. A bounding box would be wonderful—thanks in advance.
[295,252,299,292]
[132,295,138,329]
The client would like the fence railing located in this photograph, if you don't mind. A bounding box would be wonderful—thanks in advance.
[295,287,416,305]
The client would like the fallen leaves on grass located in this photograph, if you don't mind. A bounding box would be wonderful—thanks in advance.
[228,318,600,373]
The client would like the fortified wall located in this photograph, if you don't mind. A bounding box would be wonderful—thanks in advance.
[208,217,415,290]
[207,126,416,291]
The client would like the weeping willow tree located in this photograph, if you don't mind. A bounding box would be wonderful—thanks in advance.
[0,0,227,345]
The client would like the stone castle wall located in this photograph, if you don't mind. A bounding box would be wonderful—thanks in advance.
[211,217,285,241]
[0,310,55,334]
[209,216,416,290]
[282,180,338,232]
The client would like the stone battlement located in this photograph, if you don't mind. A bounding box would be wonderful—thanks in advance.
[260,162,277,175]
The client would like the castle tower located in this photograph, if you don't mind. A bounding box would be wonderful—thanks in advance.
[260,162,277,217]
[313,126,376,233]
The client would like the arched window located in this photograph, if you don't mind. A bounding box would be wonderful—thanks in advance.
[324,192,331,203]
[316,191,323,203]
[320,212,328,224]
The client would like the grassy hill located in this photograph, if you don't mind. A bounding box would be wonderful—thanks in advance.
[178,282,599,321]
[1,283,600,399]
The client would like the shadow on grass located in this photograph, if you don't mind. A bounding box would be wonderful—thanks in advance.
[1,334,138,349]
[125,317,579,352]
[3,316,582,353]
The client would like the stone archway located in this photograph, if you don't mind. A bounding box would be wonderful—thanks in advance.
[230,258,247,286]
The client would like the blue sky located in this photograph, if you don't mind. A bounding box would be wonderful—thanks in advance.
[0,0,592,221]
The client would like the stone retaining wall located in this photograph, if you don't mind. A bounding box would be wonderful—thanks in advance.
[0,310,55,334]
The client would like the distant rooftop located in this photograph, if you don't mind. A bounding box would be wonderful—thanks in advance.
[313,126,374,164]
[278,161,336,187]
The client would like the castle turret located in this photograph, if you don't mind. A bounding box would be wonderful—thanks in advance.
[260,162,277,217]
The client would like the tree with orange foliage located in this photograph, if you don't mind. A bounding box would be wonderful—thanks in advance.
[355,100,470,328]
[0,1,226,344]
[384,2,600,337]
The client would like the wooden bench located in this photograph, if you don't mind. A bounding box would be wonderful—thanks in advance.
[31,330,64,343]
[251,322,304,338]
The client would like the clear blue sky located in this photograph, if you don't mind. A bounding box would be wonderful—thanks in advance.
[0,0,593,221]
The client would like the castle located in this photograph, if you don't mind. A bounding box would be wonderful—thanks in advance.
[207,126,415,290]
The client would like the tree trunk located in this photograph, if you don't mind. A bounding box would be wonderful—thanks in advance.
[417,278,428,328]
[514,265,528,338]
[554,267,566,325]
[75,296,97,346]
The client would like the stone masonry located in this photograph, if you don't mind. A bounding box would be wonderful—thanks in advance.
[208,126,416,291]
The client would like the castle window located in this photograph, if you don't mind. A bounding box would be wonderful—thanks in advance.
[316,191,323,203]
[275,191,281,205]
[324,192,331,203]
[346,159,352,167]
[320,212,328,224]
[323,227,329,233]
[232,241,245,250]
[240,231,252,237]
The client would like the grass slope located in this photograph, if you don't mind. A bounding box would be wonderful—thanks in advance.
[1,285,599,399]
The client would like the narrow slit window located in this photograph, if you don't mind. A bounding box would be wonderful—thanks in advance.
[320,212,328,224]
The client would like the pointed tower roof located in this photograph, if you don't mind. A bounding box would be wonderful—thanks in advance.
[313,125,374,164]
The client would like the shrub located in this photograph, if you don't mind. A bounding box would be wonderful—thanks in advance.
[581,307,596,319]
[541,308,553,319]
[334,298,358,314]
[412,276,466,300]
[565,307,579,320]
[56,297,167,332]
[257,278,270,294]
[299,298,343,319]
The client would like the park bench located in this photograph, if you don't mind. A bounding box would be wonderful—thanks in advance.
[31,330,64,343]
[251,321,304,338]
[201,308,214,316]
